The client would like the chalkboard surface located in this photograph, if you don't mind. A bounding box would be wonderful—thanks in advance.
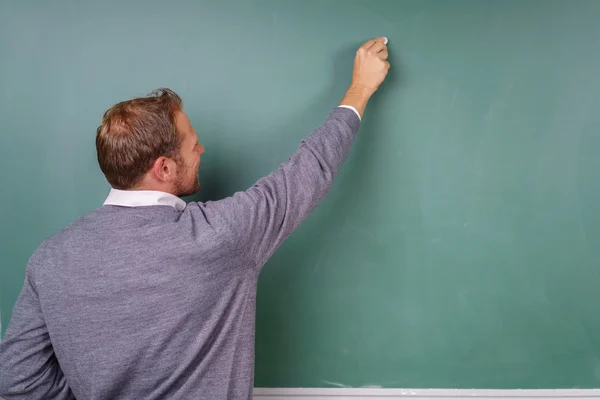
[2,0,600,389]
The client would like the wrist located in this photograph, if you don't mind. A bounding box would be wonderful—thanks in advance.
[348,82,376,98]
[339,84,373,118]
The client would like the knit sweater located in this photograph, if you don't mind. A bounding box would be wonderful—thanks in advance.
[0,107,361,400]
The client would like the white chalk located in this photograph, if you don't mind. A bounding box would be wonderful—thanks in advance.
[383,37,388,45]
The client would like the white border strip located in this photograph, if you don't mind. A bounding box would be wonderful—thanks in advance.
[253,388,600,399]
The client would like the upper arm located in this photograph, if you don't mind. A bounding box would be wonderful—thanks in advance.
[0,262,73,400]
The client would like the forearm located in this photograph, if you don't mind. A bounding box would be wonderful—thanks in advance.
[248,106,361,255]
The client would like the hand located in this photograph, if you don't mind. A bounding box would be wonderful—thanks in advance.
[351,37,390,96]
[339,37,391,118]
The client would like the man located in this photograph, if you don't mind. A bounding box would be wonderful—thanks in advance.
[0,37,390,399]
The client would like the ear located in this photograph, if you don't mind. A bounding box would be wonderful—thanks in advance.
[151,156,178,183]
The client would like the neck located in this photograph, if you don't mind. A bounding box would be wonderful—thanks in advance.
[131,182,177,196]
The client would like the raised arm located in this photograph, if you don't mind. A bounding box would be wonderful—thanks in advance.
[200,37,390,268]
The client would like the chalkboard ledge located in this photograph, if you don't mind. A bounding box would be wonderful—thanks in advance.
[254,388,600,400]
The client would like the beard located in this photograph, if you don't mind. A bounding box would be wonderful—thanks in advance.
[174,170,200,197]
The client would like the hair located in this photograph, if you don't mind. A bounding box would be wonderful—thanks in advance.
[96,88,183,190]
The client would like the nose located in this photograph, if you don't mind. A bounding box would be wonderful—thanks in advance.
[199,142,205,155]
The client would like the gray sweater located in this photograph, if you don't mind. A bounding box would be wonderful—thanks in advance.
[0,107,361,400]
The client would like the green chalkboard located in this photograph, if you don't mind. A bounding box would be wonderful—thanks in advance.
[2,0,600,389]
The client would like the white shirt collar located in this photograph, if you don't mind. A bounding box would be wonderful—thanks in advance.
[103,188,186,212]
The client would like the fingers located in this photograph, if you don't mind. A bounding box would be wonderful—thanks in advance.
[379,49,389,61]
[369,38,387,54]
[360,36,387,51]
[359,38,378,51]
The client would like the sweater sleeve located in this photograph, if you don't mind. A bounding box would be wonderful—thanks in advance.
[199,106,361,268]
[0,259,74,400]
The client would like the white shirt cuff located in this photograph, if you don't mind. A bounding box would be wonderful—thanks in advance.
[338,105,361,120]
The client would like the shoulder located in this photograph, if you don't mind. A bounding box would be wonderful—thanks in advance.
[29,207,107,267]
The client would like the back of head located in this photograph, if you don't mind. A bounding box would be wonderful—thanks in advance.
[96,88,183,190]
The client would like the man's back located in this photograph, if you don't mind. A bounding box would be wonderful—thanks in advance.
[31,204,257,399]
